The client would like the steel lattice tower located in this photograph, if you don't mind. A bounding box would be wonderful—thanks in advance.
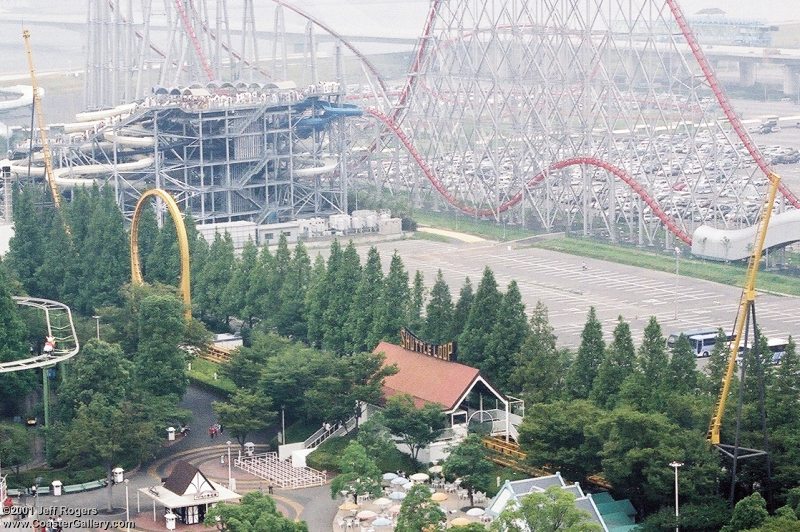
[381,0,797,248]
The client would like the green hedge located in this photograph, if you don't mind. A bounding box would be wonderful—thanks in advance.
[187,358,236,396]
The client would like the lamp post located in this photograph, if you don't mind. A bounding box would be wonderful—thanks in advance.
[124,478,130,532]
[281,406,285,445]
[673,247,681,320]
[226,441,232,489]
[670,461,683,532]
[92,315,100,340]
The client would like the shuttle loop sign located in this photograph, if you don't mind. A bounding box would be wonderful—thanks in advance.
[399,328,456,362]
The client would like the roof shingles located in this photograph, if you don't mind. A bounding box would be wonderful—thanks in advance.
[374,341,480,411]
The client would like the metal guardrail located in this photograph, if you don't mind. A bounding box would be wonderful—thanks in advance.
[0,297,79,373]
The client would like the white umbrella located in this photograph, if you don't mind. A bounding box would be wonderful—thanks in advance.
[374,497,392,509]
[388,491,407,500]
[382,472,398,481]
[466,507,485,517]
[391,476,408,485]
[410,472,430,482]
[428,465,443,474]
[373,517,393,527]
[402,481,414,490]
[356,509,377,520]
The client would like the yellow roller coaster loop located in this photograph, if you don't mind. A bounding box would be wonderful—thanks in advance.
[130,189,191,320]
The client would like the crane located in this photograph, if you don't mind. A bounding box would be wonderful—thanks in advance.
[707,172,780,446]
[22,29,62,211]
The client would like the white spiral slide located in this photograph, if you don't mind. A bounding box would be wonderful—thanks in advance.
[0,157,154,188]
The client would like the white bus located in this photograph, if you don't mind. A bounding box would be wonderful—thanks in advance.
[666,328,719,349]
[737,337,790,365]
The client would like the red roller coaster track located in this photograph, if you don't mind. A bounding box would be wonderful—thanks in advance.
[366,107,692,245]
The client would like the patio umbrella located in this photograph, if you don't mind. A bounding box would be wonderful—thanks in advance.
[451,517,473,527]
[431,492,448,502]
[389,504,402,514]
[466,507,485,517]
[391,476,408,485]
[382,472,398,481]
[374,497,392,508]
[339,502,359,511]
[410,472,430,482]
[356,510,377,520]
[388,491,407,500]
[373,517,393,527]
[402,481,414,490]
[428,465,443,474]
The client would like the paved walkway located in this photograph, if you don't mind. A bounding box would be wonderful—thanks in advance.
[2,385,340,531]
[416,226,488,243]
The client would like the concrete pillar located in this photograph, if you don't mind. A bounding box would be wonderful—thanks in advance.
[783,65,800,97]
[739,60,757,87]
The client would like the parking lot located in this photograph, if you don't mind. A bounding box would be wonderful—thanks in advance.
[338,237,799,369]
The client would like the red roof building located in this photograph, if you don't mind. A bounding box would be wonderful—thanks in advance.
[373,341,519,442]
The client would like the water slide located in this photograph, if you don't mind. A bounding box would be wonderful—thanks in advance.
[692,210,800,261]
[0,85,40,112]
[1,157,154,188]
[294,157,338,177]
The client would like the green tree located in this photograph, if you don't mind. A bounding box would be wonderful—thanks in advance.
[205,491,308,531]
[222,332,292,390]
[450,277,474,341]
[381,394,445,462]
[323,241,361,354]
[258,344,331,421]
[195,232,235,325]
[484,280,528,391]
[305,352,397,429]
[134,293,187,398]
[58,395,153,511]
[264,234,292,328]
[590,316,636,409]
[396,483,446,532]
[345,247,383,353]
[619,317,669,412]
[443,434,493,507]
[510,301,569,402]
[408,270,426,333]
[36,214,76,302]
[305,254,329,348]
[767,337,799,428]
[245,244,272,325]
[57,339,133,421]
[275,241,311,340]
[75,186,130,313]
[225,239,259,325]
[145,212,179,286]
[369,252,409,346]
[721,492,769,532]
[213,390,276,450]
[705,329,732,394]
[458,267,502,369]
[592,407,719,512]
[566,307,605,400]
[134,203,159,279]
[491,485,602,532]
[0,422,32,474]
[669,334,700,394]
[517,400,604,481]
[329,441,382,500]
[422,270,454,344]
[0,261,35,414]
[7,186,46,295]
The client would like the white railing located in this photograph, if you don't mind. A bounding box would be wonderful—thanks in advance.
[235,453,327,490]
[303,415,359,450]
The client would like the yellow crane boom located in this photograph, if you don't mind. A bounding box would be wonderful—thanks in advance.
[22,29,61,210]
[707,172,780,445]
